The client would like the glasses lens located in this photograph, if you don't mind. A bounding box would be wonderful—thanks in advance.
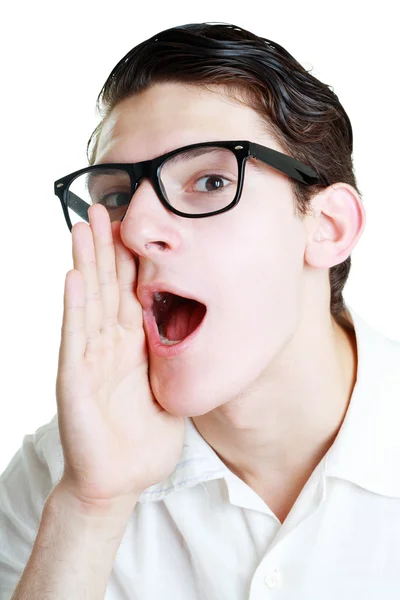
[66,168,131,226]
[160,146,238,215]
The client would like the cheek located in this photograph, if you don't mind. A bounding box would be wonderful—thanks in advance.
[217,216,305,340]
[229,211,304,288]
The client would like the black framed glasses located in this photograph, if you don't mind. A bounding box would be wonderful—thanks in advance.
[54,140,323,232]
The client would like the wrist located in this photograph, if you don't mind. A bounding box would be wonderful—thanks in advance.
[50,481,140,521]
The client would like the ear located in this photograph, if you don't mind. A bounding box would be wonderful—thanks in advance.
[304,183,366,269]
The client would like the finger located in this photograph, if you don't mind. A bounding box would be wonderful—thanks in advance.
[112,221,142,329]
[88,204,119,328]
[58,269,86,369]
[72,221,102,341]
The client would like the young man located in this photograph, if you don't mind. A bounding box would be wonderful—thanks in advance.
[1,22,400,600]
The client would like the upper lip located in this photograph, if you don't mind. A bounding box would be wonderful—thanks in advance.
[136,281,206,312]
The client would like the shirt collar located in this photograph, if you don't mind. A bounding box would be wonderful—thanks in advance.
[138,417,228,503]
[138,305,400,503]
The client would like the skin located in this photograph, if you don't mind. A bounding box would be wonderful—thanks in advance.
[94,82,365,523]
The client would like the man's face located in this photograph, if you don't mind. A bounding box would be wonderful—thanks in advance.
[95,82,310,417]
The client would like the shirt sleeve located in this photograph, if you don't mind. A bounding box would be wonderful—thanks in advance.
[0,415,63,600]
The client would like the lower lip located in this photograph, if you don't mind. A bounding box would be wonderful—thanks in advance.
[142,307,207,359]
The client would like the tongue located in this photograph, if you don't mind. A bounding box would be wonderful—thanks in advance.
[165,301,205,341]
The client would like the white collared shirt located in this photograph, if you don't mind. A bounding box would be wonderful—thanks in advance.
[1,305,400,599]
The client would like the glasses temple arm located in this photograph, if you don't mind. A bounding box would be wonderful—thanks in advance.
[66,191,90,222]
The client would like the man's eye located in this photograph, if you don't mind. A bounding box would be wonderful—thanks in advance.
[192,175,231,192]
[98,192,130,208]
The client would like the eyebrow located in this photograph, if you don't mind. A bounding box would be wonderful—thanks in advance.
[98,146,229,167]
[86,168,127,195]
[164,146,230,167]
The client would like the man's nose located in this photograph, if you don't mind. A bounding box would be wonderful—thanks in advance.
[119,177,181,256]
[122,176,169,221]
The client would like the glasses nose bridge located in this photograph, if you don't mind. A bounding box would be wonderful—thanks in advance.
[126,159,161,212]
[131,157,154,183]
[130,158,157,192]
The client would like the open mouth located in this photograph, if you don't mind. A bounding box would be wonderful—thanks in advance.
[152,292,207,346]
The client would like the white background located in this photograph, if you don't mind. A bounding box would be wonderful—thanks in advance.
[1,0,399,474]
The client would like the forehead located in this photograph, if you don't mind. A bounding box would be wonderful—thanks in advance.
[95,82,281,163]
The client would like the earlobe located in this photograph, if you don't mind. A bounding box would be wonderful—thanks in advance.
[304,182,366,269]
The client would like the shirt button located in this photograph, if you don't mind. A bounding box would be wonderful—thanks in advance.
[264,570,281,589]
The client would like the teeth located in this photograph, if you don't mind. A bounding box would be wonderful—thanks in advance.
[160,334,182,346]
[158,322,182,346]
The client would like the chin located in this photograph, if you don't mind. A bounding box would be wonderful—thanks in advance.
[152,384,217,418]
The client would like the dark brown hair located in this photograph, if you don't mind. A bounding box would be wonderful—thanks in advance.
[87,22,361,324]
